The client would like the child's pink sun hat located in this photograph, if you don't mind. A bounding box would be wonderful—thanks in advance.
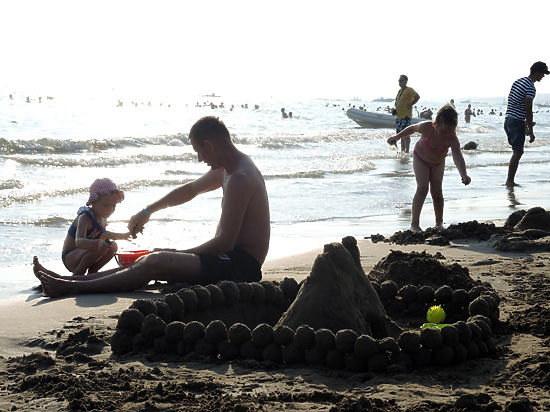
[86,178,125,206]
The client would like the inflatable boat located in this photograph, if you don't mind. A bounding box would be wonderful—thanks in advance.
[346,108,427,129]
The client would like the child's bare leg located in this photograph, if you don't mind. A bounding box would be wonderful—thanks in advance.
[67,249,105,277]
[411,155,430,232]
[430,161,445,228]
[88,242,118,274]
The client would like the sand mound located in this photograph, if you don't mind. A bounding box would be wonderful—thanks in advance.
[368,250,475,290]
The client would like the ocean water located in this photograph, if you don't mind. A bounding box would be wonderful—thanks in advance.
[2,92,550,299]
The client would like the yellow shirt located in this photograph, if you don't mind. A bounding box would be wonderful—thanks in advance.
[395,87,416,119]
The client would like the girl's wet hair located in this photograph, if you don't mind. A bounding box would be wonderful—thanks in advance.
[434,104,458,128]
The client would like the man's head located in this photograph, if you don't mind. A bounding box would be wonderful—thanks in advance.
[530,61,549,82]
[398,75,408,88]
[189,116,232,169]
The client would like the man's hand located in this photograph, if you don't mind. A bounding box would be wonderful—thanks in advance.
[128,210,150,238]
[462,175,471,186]
[528,131,536,144]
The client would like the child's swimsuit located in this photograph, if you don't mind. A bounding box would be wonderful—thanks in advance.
[62,206,106,266]
[413,129,448,168]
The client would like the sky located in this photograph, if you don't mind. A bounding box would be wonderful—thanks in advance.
[1,0,549,101]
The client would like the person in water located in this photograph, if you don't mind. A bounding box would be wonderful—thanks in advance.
[387,104,471,232]
[61,178,130,276]
[34,116,270,297]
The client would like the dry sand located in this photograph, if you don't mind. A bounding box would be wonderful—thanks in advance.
[0,237,548,411]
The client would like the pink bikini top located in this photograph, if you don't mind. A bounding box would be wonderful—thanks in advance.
[421,128,448,153]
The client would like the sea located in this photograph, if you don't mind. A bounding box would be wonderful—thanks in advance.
[2,91,550,300]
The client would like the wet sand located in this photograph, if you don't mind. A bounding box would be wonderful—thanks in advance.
[0,236,548,411]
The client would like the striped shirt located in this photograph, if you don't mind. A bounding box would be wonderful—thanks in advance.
[506,77,536,121]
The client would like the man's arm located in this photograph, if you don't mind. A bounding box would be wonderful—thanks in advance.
[411,92,420,107]
[128,168,224,234]
[525,97,535,142]
[184,172,254,256]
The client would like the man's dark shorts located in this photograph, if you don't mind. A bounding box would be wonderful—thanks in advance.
[198,247,262,285]
[395,117,411,133]
[504,117,526,152]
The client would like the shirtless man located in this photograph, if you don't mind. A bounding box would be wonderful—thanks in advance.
[35,116,271,297]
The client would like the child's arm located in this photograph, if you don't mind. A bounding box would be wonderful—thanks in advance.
[104,231,131,241]
[74,215,110,252]
[386,121,426,144]
[450,137,471,185]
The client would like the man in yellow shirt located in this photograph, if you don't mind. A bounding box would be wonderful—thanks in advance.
[394,74,420,153]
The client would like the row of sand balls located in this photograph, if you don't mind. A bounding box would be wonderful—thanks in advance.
[123,279,300,326]
[112,314,495,372]
[396,315,496,368]
[372,281,500,321]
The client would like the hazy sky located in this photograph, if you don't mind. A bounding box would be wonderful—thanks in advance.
[2,0,548,100]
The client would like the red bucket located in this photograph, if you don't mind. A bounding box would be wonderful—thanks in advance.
[115,250,151,267]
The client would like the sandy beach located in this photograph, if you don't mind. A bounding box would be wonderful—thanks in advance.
[0,224,548,412]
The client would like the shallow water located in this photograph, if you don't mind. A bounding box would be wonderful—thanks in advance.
[1,92,549,298]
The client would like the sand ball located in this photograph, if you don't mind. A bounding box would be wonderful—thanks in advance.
[236,282,253,302]
[479,294,497,312]
[132,333,148,352]
[335,329,358,354]
[371,282,381,298]
[183,321,205,344]
[406,302,425,316]
[473,321,492,340]
[378,337,399,354]
[398,284,418,304]
[250,282,266,304]
[218,281,240,305]
[453,321,472,344]
[388,298,407,313]
[280,277,300,302]
[417,285,435,304]
[354,334,380,359]
[130,299,157,316]
[433,344,454,366]
[367,352,388,373]
[305,347,326,366]
[141,314,167,339]
[191,285,212,310]
[155,301,173,323]
[239,341,262,361]
[466,321,482,339]
[262,343,283,363]
[441,325,459,346]
[273,325,295,346]
[463,141,478,150]
[272,285,287,308]
[380,280,398,300]
[165,321,186,344]
[420,327,443,350]
[153,336,168,354]
[218,340,240,361]
[325,348,345,369]
[251,323,274,348]
[282,342,305,365]
[397,331,421,353]
[465,340,479,358]
[205,284,225,306]
[468,297,491,317]
[451,289,469,307]
[476,340,489,356]
[295,325,316,349]
[164,294,186,321]
[117,309,145,333]
[205,320,228,345]
[485,336,497,353]
[467,285,485,302]
[111,329,135,355]
[453,342,468,363]
[194,337,217,356]
[412,347,432,368]
[468,314,493,328]
[434,285,453,304]
[345,353,368,372]
[314,329,336,351]
[260,281,277,303]
[176,288,198,313]
[228,323,252,346]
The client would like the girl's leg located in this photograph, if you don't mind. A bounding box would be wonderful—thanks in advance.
[430,161,446,228]
[411,154,430,231]
[88,241,118,274]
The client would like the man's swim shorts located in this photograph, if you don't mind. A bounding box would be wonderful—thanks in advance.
[504,116,526,152]
[198,247,262,285]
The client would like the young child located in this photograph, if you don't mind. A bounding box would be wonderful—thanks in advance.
[387,104,471,232]
[62,178,130,276]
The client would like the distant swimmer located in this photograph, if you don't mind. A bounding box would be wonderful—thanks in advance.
[504,61,548,187]
[281,108,289,119]
[288,112,293,118]
[449,99,455,108]
[394,74,420,153]
[464,104,473,123]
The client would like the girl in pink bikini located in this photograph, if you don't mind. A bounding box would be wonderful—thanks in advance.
[387,104,471,232]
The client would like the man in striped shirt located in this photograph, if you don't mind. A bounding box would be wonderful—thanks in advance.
[504,61,548,187]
